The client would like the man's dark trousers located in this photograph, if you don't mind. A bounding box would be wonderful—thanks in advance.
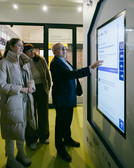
[55,106,73,151]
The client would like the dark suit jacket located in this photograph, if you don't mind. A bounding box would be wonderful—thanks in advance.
[50,56,91,107]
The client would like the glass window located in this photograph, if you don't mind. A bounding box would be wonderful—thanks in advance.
[48,28,73,104]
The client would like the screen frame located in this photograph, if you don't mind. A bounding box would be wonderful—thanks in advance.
[96,10,126,138]
[87,1,125,166]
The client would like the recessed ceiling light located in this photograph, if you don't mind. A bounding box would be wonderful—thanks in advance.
[42,5,48,11]
[13,4,18,9]
[77,6,82,12]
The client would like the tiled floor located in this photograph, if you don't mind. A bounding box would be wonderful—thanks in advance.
[0,106,94,168]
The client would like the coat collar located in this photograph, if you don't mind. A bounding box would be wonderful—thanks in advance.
[54,56,72,71]
[6,50,31,65]
[6,50,19,63]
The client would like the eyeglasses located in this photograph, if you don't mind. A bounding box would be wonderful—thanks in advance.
[28,48,35,53]
[55,46,66,51]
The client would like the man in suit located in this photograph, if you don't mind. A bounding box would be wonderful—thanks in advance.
[50,42,103,162]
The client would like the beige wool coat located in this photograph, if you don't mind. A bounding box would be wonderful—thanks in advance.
[0,51,36,140]
[30,54,51,94]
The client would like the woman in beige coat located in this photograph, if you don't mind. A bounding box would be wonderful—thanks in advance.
[23,44,51,150]
[0,38,36,168]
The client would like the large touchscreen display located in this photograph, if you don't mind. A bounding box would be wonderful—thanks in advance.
[97,10,126,135]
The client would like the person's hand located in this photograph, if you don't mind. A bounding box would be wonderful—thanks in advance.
[90,60,104,69]
[20,87,29,93]
[28,87,34,93]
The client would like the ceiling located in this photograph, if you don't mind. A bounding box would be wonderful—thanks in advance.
[0,0,83,25]
[0,0,83,8]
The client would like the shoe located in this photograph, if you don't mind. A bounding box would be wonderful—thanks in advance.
[16,152,31,167]
[6,158,24,168]
[57,149,72,162]
[40,138,49,144]
[29,143,37,150]
[64,138,80,147]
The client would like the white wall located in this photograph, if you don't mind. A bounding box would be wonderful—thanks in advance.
[83,0,134,168]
